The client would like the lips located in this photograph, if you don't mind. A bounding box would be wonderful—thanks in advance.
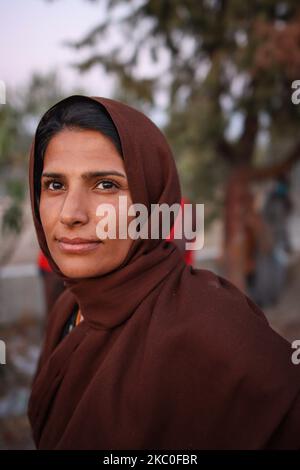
[56,237,101,254]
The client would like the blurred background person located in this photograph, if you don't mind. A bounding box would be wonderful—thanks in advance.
[251,174,294,308]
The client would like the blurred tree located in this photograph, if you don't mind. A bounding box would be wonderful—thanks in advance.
[52,0,300,286]
[0,71,75,263]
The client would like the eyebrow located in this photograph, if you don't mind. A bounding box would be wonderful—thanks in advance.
[41,171,126,179]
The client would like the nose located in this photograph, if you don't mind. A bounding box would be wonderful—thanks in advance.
[59,187,89,227]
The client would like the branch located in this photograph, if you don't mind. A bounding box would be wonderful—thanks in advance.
[227,139,300,185]
[246,139,300,181]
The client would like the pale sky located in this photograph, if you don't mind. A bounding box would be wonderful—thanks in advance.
[0,0,115,99]
[0,0,171,125]
[0,0,241,131]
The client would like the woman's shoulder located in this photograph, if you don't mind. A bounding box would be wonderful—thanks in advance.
[148,267,300,449]
[166,266,294,371]
[156,267,300,400]
[177,266,269,326]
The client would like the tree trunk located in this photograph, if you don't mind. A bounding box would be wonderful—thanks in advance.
[222,141,300,291]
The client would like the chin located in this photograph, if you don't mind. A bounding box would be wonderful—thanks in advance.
[50,254,95,278]
[56,257,120,279]
[62,269,106,279]
[49,244,131,279]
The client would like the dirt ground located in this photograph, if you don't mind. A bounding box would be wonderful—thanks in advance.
[0,258,299,450]
[0,317,43,449]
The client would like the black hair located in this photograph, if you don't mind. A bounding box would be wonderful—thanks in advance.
[34,95,123,212]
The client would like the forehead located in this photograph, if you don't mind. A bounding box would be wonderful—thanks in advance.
[43,128,124,172]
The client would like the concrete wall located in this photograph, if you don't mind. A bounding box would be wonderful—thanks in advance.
[0,264,45,324]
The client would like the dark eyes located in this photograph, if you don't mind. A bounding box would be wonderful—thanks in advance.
[96,180,117,190]
[44,181,63,191]
[42,179,119,192]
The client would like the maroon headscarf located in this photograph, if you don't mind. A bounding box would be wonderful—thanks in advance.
[28,96,300,449]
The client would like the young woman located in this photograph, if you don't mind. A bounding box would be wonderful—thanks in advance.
[28,95,300,450]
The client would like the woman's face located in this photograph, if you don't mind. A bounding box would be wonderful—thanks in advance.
[40,128,134,278]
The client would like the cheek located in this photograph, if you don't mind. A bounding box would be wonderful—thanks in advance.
[40,197,60,237]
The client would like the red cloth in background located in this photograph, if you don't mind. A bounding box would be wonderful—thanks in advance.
[38,251,52,272]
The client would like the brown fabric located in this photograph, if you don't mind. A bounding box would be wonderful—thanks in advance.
[40,270,65,316]
[28,96,300,450]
